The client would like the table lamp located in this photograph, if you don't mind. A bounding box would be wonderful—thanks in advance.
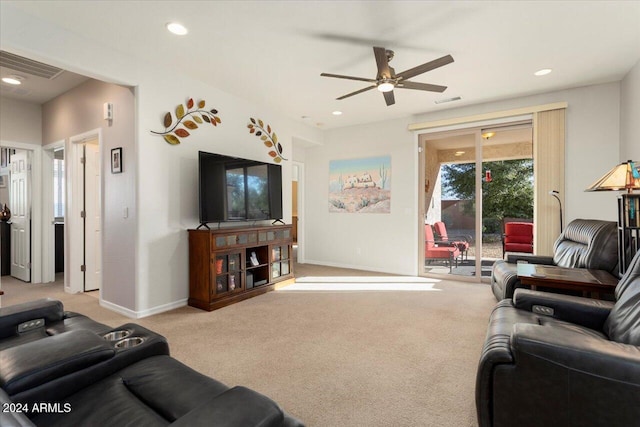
[585,160,640,193]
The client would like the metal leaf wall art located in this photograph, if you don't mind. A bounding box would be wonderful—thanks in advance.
[151,98,222,145]
[247,118,287,163]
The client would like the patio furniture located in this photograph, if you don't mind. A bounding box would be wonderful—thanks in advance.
[425,224,461,272]
[502,221,534,257]
[433,221,470,260]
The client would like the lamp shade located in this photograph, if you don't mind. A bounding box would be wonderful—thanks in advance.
[585,160,640,193]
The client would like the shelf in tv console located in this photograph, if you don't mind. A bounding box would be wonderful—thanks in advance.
[187,224,294,311]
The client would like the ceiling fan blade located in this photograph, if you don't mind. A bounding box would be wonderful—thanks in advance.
[321,73,377,83]
[397,81,447,93]
[383,90,395,106]
[373,46,392,79]
[396,54,454,81]
[336,85,376,100]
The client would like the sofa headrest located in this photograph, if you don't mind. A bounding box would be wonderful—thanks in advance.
[552,219,617,273]
[604,250,640,345]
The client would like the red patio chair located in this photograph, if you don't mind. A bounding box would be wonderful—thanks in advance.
[425,224,461,272]
[502,221,534,257]
[433,221,470,261]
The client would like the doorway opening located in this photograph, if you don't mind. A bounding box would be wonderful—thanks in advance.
[420,123,533,281]
[4,148,32,282]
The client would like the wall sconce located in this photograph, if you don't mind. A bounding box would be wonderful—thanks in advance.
[481,131,495,140]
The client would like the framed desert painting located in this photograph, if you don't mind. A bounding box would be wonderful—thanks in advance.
[328,156,391,213]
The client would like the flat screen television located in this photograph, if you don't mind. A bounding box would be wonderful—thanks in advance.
[198,151,283,226]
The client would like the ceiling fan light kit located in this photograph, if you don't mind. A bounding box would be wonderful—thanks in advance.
[321,46,454,106]
[377,81,394,93]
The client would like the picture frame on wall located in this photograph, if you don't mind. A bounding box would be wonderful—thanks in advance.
[1,148,7,168]
[111,147,123,174]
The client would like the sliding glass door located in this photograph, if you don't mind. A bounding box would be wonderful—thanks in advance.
[420,123,533,281]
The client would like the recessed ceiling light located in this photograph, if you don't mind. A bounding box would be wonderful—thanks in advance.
[166,22,188,35]
[332,111,343,116]
[534,68,552,76]
[454,151,465,156]
[2,75,24,85]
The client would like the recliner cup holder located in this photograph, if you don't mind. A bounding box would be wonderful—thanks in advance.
[103,330,131,341]
[114,337,144,349]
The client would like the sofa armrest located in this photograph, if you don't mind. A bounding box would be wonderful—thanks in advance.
[0,389,35,427]
[506,254,554,264]
[0,330,114,396]
[475,299,517,427]
[170,386,290,427]
[0,299,64,339]
[512,323,640,385]
[513,289,614,330]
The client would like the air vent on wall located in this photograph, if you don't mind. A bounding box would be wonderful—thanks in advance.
[0,51,64,79]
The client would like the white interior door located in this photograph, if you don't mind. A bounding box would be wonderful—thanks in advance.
[83,140,101,292]
[10,150,31,282]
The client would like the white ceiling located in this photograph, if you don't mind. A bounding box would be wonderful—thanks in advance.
[2,1,639,129]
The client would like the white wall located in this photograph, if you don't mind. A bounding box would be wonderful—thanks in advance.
[1,4,323,317]
[620,59,640,161]
[135,76,322,315]
[0,97,42,144]
[305,117,417,275]
[42,79,136,309]
[0,98,42,205]
[301,83,622,274]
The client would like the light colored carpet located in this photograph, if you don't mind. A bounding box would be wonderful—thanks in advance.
[0,268,495,427]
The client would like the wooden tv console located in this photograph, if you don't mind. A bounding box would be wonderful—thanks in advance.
[188,224,294,311]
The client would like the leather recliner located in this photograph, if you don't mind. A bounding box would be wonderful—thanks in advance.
[476,248,640,427]
[491,219,618,301]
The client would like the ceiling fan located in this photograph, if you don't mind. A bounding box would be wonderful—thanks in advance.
[321,47,454,106]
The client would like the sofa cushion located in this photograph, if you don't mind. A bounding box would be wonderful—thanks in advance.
[31,355,233,427]
[604,252,640,345]
[0,330,114,396]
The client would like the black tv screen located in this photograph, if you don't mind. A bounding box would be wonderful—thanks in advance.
[198,151,283,224]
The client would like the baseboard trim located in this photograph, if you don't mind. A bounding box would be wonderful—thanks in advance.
[100,298,188,319]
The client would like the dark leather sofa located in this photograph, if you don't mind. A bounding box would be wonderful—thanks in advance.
[0,299,303,427]
[491,219,618,300]
[476,248,640,427]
